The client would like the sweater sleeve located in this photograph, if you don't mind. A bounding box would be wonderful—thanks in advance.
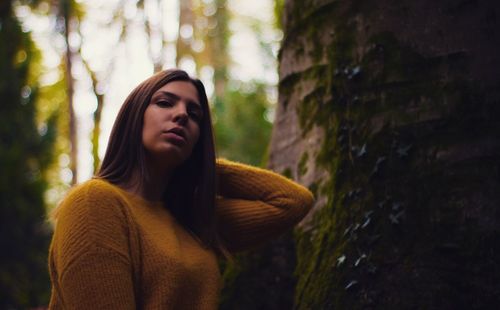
[49,181,136,309]
[215,158,314,252]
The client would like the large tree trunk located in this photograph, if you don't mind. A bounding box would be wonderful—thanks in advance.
[269,0,500,308]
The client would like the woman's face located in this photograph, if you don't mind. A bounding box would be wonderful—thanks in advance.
[142,80,203,168]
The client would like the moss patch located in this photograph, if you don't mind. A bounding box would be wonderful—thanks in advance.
[284,2,500,309]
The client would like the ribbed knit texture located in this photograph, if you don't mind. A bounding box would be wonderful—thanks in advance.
[48,158,314,309]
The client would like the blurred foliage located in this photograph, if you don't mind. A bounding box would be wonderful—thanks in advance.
[213,82,273,167]
[0,2,57,307]
[38,65,71,210]
[274,0,285,30]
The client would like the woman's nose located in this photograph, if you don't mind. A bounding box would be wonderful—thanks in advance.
[172,104,188,124]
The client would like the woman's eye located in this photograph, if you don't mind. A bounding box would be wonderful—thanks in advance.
[157,100,173,107]
[187,106,202,121]
[189,110,202,121]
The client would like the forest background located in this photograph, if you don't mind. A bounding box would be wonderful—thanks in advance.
[1,0,281,307]
[2,0,500,308]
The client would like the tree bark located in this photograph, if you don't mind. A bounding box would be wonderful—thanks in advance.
[269,0,500,308]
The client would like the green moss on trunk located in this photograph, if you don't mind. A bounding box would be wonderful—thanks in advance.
[282,1,500,309]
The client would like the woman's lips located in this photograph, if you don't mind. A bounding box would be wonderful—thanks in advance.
[161,132,186,145]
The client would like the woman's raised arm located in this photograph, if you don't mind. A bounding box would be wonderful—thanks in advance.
[215,158,314,253]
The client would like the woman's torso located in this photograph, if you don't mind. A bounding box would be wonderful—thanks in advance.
[49,179,221,309]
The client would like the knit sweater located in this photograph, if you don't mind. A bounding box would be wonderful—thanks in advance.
[48,158,314,309]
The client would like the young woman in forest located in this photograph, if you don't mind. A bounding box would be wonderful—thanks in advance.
[48,69,314,309]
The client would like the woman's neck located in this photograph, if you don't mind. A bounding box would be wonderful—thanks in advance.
[122,166,172,202]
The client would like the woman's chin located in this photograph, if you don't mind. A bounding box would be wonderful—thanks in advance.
[146,145,191,166]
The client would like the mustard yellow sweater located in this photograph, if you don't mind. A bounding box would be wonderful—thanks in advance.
[48,159,313,309]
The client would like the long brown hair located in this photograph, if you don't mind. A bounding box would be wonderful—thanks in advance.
[97,69,224,254]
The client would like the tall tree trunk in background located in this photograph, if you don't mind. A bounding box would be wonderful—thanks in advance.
[154,0,165,73]
[84,66,104,174]
[208,0,228,99]
[176,0,194,67]
[61,0,77,184]
[91,91,103,174]
[269,0,500,308]
[176,0,229,90]
[80,47,106,174]
[139,0,165,72]
[85,2,129,174]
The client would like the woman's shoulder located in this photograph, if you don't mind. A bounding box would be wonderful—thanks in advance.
[64,178,124,203]
[51,179,134,263]
[55,178,128,221]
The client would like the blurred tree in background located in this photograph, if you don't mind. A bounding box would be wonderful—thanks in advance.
[0,1,57,307]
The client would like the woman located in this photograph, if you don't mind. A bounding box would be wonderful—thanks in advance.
[48,69,314,309]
